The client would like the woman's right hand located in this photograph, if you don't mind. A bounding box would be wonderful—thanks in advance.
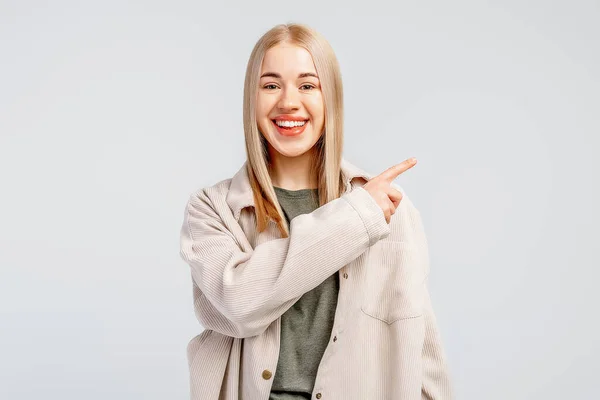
[362,158,417,224]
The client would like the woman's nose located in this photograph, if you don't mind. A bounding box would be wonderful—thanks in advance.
[277,88,300,111]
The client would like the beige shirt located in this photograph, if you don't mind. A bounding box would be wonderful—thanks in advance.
[179,158,453,400]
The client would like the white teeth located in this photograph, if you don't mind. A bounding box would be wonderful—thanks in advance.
[275,120,307,127]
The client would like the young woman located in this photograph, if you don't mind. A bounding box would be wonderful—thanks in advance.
[180,23,453,400]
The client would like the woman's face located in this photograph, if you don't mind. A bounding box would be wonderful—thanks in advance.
[256,43,325,160]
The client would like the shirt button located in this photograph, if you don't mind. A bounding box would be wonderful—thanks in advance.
[343,272,348,279]
[333,335,337,342]
[262,369,272,380]
[316,393,322,399]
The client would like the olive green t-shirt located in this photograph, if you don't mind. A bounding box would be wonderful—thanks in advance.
[269,186,340,400]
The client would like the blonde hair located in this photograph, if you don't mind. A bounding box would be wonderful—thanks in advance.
[243,23,346,238]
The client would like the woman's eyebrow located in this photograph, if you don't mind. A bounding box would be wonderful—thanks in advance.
[260,72,319,79]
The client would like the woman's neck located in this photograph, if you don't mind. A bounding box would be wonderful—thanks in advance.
[268,151,318,190]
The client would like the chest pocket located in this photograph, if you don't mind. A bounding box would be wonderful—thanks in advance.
[360,240,425,324]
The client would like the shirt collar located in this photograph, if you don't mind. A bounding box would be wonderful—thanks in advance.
[226,157,374,221]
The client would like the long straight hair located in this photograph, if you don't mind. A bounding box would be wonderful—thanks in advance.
[243,23,346,238]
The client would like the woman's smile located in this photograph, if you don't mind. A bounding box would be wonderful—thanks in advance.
[271,119,309,136]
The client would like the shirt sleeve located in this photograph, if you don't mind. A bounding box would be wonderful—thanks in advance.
[410,206,454,399]
[421,282,454,399]
[179,186,390,338]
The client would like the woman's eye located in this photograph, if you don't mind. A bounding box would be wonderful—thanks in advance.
[262,84,316,90]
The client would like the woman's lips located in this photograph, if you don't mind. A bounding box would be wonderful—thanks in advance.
[272,120,309,137]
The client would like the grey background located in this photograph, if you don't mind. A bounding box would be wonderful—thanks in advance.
[1,1,598,399]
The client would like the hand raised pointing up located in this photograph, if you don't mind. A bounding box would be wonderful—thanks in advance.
[362,158,417,224]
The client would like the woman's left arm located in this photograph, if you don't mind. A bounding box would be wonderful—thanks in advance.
[407,202,454,399]
[421,279,453,399]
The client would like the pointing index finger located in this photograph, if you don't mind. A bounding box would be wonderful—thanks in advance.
[379,158,417,182]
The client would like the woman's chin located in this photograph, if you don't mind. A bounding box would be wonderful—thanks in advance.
[271,142,317,159]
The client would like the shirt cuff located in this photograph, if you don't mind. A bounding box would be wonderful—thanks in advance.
[343,186,391,246]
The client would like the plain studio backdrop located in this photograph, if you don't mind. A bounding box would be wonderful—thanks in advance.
[1,1,598,399]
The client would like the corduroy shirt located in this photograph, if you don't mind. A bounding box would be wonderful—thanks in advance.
[179,158,453,400]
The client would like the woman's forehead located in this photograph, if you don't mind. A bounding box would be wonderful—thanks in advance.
[261,44,317,76]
